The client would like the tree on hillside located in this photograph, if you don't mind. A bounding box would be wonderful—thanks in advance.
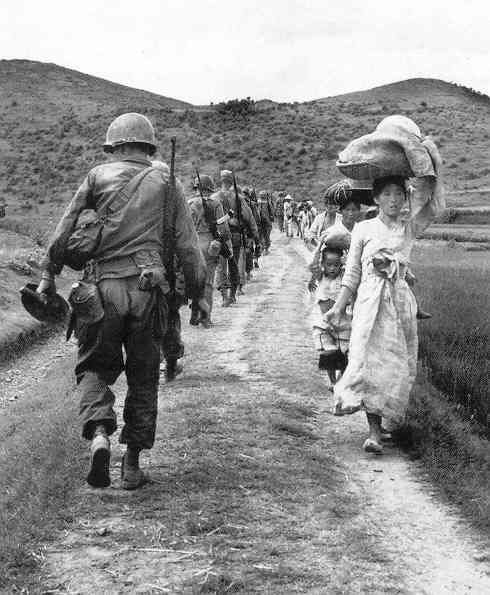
[216,97,256,118]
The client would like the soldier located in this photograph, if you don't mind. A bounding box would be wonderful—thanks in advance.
[37,113,206,490]
[242,187,261,281]
[188,173,232,326]
[213,170,259,305]
[256,190,274,254]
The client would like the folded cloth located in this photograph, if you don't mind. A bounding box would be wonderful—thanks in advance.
[336,116,435,180]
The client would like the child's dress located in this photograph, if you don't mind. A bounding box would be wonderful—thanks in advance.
[311,272,352,354]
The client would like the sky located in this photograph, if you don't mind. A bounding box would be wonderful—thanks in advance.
[2,0,489,104]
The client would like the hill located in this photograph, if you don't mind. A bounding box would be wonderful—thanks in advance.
[0,61,489,244]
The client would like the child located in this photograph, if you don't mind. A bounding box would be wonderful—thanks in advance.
[308,240,352,386]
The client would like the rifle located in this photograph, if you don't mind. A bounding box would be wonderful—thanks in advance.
[194,167,204,199]
[165,137,177,295]
[232,172,246,249]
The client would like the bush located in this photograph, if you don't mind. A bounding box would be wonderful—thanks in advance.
[216,97,256,118]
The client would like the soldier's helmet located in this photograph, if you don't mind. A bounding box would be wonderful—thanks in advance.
[104,113,157,156]
[193,174,214,193]
[220,169,233,182]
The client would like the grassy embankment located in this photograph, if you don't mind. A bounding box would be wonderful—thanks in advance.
[404,244,489,529]
[0,355,84,591]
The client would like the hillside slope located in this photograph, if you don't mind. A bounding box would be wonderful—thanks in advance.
[0,62,489,242]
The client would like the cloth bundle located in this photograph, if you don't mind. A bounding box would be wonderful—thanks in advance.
[336,115,435,180]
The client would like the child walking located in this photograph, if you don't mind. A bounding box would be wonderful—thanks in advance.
[308,239,352,386]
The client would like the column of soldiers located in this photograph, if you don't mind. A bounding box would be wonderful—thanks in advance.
[34,112,277,490]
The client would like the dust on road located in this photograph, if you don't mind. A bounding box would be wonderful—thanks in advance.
[12,231,489,594]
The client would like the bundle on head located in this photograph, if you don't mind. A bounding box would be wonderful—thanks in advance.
[336,115,434,180]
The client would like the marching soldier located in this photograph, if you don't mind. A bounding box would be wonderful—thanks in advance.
[242,187,261,281]
[188,173,232,326]
[37,113,206,490]
[212,170,259,305]
[256,190,274,254]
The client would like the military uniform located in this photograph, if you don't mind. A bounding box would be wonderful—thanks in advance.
[188,182,231,321]
[257,191,274,253]
[41,155,205,451]
[243,189,261,278]
[212,178,259,303]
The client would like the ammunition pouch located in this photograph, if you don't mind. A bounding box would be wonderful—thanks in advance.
[64,210,105,271]
[67,281,105,340]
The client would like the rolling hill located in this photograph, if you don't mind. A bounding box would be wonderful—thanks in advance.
[0,60,489,244]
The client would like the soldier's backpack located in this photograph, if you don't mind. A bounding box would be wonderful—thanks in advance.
[64,167,154,270]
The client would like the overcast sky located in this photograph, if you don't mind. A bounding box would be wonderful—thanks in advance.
[2,0,488,104]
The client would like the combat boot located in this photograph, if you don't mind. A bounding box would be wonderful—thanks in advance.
[87,425,111,488]
[165,357,183,381]
[189,303,201,325]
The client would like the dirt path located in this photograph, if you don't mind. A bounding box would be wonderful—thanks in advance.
[22,231,490,593]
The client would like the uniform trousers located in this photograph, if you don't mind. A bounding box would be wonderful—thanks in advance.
[76,276,161,450]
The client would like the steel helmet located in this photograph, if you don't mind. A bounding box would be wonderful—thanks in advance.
[20,283,69,325]
[194,174,214,193]
[104,113,157,155]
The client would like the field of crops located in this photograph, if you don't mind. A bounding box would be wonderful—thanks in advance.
[412,244,489,428]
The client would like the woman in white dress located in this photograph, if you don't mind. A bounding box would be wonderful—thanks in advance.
[325,139,444,453]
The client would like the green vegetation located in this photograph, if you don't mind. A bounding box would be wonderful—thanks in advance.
[403,374,490,531]
[1,62,490,246]
[0,359,84,589]
[413,245,489,428]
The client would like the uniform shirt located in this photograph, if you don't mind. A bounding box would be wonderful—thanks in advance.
[257,196,274,224]
[41,157,205,299]
[211,188,259,243]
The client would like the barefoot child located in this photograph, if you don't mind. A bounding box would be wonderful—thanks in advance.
[308,240,352,386]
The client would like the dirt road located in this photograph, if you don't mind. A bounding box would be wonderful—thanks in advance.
[11,231,489,593]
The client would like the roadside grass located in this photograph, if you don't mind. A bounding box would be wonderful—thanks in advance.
[402,372,490,532]
[422,226,490,243]
[0,356,84,590]
[412,245,489,428]
[399,244,490,530]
